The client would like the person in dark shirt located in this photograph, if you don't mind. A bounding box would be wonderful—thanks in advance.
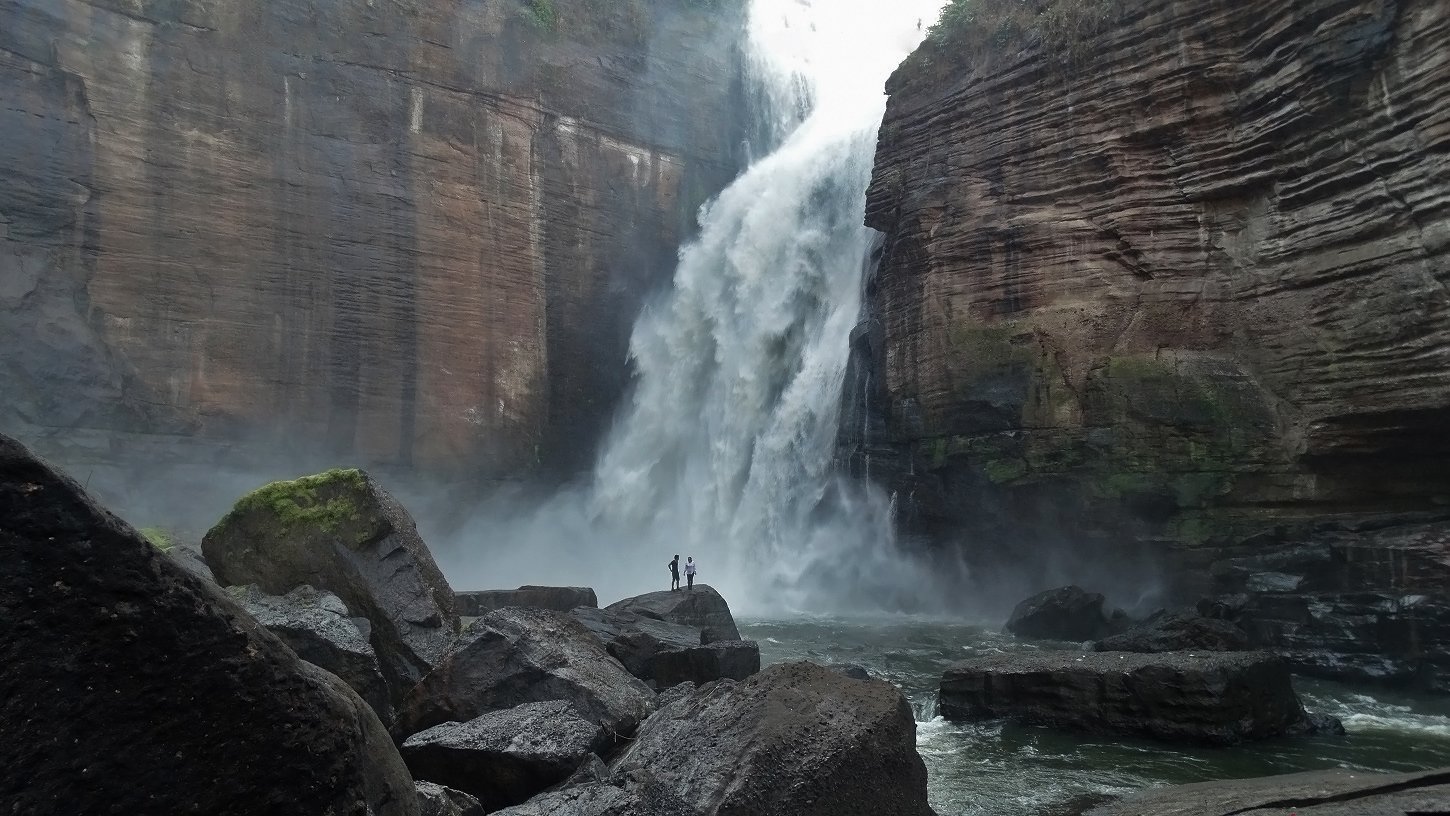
[668,555,681,592]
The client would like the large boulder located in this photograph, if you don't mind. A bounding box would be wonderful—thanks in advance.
[1093,611,1251,653]
[939,650,1313,745]
[0,434,418,816]
[457,586,598,617]
[1084,766,1450,816]
[1005,585,1126,641]
[606,585,741,643]
[608,661,935,816]
[415,782,485,816]
[202,468,460,698]
[490,770,695,816]
[396,607,654,740]
[571,606,760,688]
[403,701,606,810]
[233,584,394,724]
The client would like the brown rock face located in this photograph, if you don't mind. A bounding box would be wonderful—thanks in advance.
[858,0,1450,596]
[0,0,745,478]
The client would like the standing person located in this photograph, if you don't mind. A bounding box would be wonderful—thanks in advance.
[685,557,696,591]
[668,555,680,592]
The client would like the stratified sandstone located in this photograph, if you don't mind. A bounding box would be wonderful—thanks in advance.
[0,0,745,479]
[857,0,1450,669]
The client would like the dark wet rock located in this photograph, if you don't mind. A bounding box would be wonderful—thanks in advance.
[610,661,935,816]
[939,650,1310,745]
[830,663,874,680]
[402,701,606,811]
[1083,766,1450,816]
[490,770,695,816]
[605,585,742,643]
[654,682,696,710]
[1304,712,1347,736]
[457,586,599,617]
[233,584,394,724]
[1006,586,1126,641]
[396,607,653,740]
[156,536,216,583]
[416,781,485,816]
[571,606,759,688]
[0,433,418,816]
[1093,611,1251,653]
[557,754,610,789]
[202,468,460,699]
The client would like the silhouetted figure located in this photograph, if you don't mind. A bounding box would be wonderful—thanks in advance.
[668,555,680,591]
[685,557,696,591]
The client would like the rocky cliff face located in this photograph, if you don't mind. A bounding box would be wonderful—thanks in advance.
[859,0,1449,630]
[1,0,745,480]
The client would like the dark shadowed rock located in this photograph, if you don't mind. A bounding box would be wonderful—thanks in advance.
[0,434,418,816]
[490,770,696,816]
[571,606,759,688]
[1006,586,1124,641]
[610,661,935,816]
[940,650,1311,745]
[154,535,216,583]
[403,701,606,810]
[202,468,460,699]
[831,663,873,680]
[415,782,485,816]
[1084,766,1450,816]
[457,586,599,617]
[1094,611,1251,653]
[652,640,761,688]
[397,607,654,740]
[233,584,394,724]
[606,585,742,643]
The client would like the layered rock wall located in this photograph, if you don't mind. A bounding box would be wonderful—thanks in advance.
[860,0,1450,596]
[1,0,745,479]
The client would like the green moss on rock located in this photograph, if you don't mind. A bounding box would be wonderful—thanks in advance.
[222,469,374,540]
[140,527,175,552]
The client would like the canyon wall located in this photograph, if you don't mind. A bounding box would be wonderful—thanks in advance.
[859,0,1450,682]
[1,0,746,481]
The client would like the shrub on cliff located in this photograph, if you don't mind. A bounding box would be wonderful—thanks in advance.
[927,0,1129,65]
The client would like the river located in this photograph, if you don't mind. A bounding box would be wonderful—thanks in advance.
[742,617,1450,815]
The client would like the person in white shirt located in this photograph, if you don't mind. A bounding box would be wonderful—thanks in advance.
[685,557,697,591]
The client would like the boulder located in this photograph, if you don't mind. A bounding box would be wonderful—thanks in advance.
[490,770,695,816]
[202,468,460,698]
[1093,611,1251,653]
[939,650,1312,745]
[571,606,760,688]
[143,528,216,583]
[415,782,485,816]
[609,661,935,816]
[402,701,606,810]
[233,584,394,724]
[830,663,873,680]
[1005,585,1125,641]
[1083,766,1450,816]
[0,433,418,816]
[457,586,598,617]
[396,607,654,740]
[605,585,741,643]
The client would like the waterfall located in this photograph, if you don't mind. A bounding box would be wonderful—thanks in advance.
[450,0,949,614]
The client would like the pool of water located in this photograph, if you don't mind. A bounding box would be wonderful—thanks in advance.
[740,616,1450,815]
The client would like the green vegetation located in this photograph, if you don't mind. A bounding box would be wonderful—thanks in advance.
[224,468,370,535]
[525,0,558,31]
[140,527,175,551]
[926,0,1128,65]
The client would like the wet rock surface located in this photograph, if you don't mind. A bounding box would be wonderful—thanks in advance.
[609,661,935,816]
[0,434,418,816]
[1006,586,1126,642]
[402,701,606,811]
[203,468,459,698]
[1093,611,1250,653]
[396,606,653,740]
[571,606,760,688]
[605,585,743,643]
[415,782,485,816]
[490,770,696,816]
[457,586,598,617]
[939,650,1310,745]
[233,584,393,724]
[1083,766,1450,816]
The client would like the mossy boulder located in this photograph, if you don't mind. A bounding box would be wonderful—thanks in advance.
[203,468,460,703]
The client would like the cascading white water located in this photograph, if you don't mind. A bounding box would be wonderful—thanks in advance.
[447,0,949,613]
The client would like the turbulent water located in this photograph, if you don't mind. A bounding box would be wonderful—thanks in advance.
[443,0,950,613]
[744,617,1450,816]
